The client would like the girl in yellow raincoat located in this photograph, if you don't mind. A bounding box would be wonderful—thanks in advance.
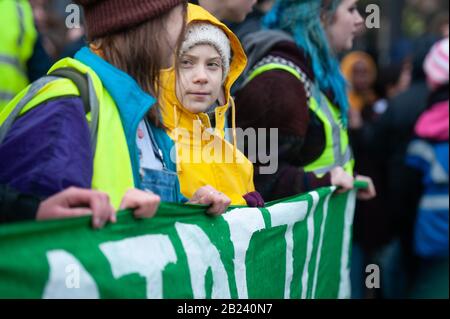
[159,4,263,206]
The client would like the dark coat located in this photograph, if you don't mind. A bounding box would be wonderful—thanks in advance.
[235,37,332,201]
[353,81,429,251]
[0,185,41,224]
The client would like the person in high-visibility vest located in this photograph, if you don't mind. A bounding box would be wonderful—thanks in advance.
[0,0,232,225]
[0,0,37,110]
[234,0,376,202]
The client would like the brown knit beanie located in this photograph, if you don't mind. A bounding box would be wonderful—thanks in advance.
[74,0,186,39]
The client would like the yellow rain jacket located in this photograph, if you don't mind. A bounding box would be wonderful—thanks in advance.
[159,4,255,205]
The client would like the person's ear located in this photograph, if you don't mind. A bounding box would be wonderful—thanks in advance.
[320,11,326,24]
[320,10,330,27]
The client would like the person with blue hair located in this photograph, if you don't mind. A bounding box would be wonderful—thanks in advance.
[234,0,376,201]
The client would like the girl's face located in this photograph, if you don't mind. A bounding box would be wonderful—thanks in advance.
[325,0,364,53]
[163,4,186,68]
[176,44,223,114]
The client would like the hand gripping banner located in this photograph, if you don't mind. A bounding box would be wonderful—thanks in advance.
[0,186,360,299]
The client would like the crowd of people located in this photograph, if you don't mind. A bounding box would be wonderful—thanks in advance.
[0,0,447,299]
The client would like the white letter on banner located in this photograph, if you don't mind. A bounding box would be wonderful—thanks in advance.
[311,192,333,299]
[338,191,357,299]
[43,250,100,299]
[266,200,309,299]
[175,223,231,299]
[301,191,320,299]
[223,208,266,299]
[99,235,177,299]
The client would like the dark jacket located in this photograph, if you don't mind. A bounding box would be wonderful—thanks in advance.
[0,98,93,198]
[0,185,41,224]
[235,31,332,201]
[353,80,429,251]
[27,34,53,82]
[406,85,449,258]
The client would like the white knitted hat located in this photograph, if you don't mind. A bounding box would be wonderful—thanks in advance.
[424,37,449,89]
[180,22,231,81]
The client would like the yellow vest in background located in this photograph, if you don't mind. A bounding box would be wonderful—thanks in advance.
[247,62,355,177]
[0,0,37,110]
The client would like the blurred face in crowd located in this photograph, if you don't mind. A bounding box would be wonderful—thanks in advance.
[200,0,257,23]
[325,0,364,53]
[223,0,257,22]
[176,44,224,114]
[352,61,374,92]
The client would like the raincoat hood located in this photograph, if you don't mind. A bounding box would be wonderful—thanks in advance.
[160,3,247,134]
[158,4,254,205]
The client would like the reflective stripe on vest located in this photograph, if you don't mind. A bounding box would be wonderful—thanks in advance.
[244,55,312,98]
[0,0,37,108]
[420,195,449,211]
[16,1,26,47]
[0,74,99,149]
[0,55,27,78]
[245,57,354,176]
[407,140,449,184]
[0,92,15,103]
[0,58,134,209]
[309,94,354,175]
[0,76,62,143]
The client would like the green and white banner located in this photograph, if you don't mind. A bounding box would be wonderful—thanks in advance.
[0,186,357,299]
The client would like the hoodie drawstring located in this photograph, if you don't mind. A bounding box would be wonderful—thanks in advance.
[173,103,182,173]
[230,98,238,162]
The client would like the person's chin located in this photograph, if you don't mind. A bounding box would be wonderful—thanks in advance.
[343,40,354,51]
[187,102,209,114]
[348,36,356,49]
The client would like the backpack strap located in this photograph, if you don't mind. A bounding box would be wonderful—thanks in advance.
[48,67,99,150]
[0,68,99,151]
[242,55,313,99]
[49,68,91,114]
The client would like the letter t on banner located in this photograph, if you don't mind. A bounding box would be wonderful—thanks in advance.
[100,235,177,299]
